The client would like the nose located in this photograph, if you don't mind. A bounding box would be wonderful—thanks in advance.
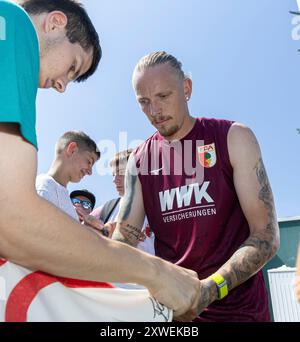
[83,167,92,177]
[114,175,122,185]
[149,101,161,117]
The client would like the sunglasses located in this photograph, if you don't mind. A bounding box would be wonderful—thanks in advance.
[71,198,93,210]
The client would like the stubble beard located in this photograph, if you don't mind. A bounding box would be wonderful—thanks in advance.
[158,125,180,138]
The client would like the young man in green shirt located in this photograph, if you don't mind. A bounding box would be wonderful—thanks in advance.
[0,0,203,320]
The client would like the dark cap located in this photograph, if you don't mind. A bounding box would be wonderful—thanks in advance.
[70,189,96,209]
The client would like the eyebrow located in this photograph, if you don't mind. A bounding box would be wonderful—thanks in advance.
[138,91,172,100]
[156,91,172,96]
[137,96,147,101]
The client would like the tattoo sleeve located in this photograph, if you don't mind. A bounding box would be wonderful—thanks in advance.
[218,158,279,291]
[118,171,137,221]
[112,157,143,247]
[113,223,142,247]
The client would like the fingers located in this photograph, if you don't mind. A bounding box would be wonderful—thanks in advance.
[82,216,105,233]
[103,222,117,238]
[75,207,85,216]
[138,231,146,242]
[172,277,206,322]
[173,307,198,322]
[75,208,85,222]
[173,314,194,322]
[173,306,197,320]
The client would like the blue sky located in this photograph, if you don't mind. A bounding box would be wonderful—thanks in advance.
[36,0,300,218]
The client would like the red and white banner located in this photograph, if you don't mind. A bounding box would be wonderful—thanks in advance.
[0,259,172,322]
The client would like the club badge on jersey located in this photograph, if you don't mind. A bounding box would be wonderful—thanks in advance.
[198,143,217,168]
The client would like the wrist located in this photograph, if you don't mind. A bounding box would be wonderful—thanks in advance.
[203,278,219,305]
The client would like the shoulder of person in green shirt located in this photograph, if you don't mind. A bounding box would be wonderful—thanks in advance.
[0,0,40,149]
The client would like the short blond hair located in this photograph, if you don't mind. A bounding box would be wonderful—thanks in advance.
[109,149,133,170]
[56,131,100,159]
[134,51,187,79]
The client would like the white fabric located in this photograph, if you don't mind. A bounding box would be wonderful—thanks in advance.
[110,202,155,255]
[36,174,78,221]
[0,260,172,322]
[297,0,300,11]
[28,177,163,321]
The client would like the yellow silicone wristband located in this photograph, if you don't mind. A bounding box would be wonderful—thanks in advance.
[209,273,228,300]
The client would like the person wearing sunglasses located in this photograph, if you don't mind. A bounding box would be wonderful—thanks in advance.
[70,190,110,237]
[70,189,96,217]
[72,197,93,211]
[70,189,108,235]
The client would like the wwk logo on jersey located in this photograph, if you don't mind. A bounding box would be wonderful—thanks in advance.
[159,182,214,213]
[198,143,217,168]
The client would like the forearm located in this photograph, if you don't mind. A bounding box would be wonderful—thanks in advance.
[202,227,279,309]
[197,231,278,311]
[217,232,278,291]
[219,130,279,294]
[0,194,159,286]
[175,230,279,321]
[112,156,145,247]
[112,221,141,247]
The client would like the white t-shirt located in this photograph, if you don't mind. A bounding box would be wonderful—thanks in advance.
[36,174,78,221]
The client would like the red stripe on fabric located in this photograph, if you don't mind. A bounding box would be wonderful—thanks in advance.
[0,259,7,267]
[5,271,114,322]
[56,277,114,289]
[5,272,57,322]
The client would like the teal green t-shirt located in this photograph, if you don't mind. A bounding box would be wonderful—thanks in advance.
[0,0,39,149]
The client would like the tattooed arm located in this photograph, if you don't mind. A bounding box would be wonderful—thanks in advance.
[220,123,280,289]
[181,123,280,320]
[112,153,146,247]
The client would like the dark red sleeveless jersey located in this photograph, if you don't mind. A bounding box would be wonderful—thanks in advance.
[134,117,270,322]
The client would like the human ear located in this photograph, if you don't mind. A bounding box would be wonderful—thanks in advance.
[184,78,193,101]
[65,142,78,157]
[44,11,68,33]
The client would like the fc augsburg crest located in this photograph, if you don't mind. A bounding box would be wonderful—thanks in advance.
[198,143,217,168]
